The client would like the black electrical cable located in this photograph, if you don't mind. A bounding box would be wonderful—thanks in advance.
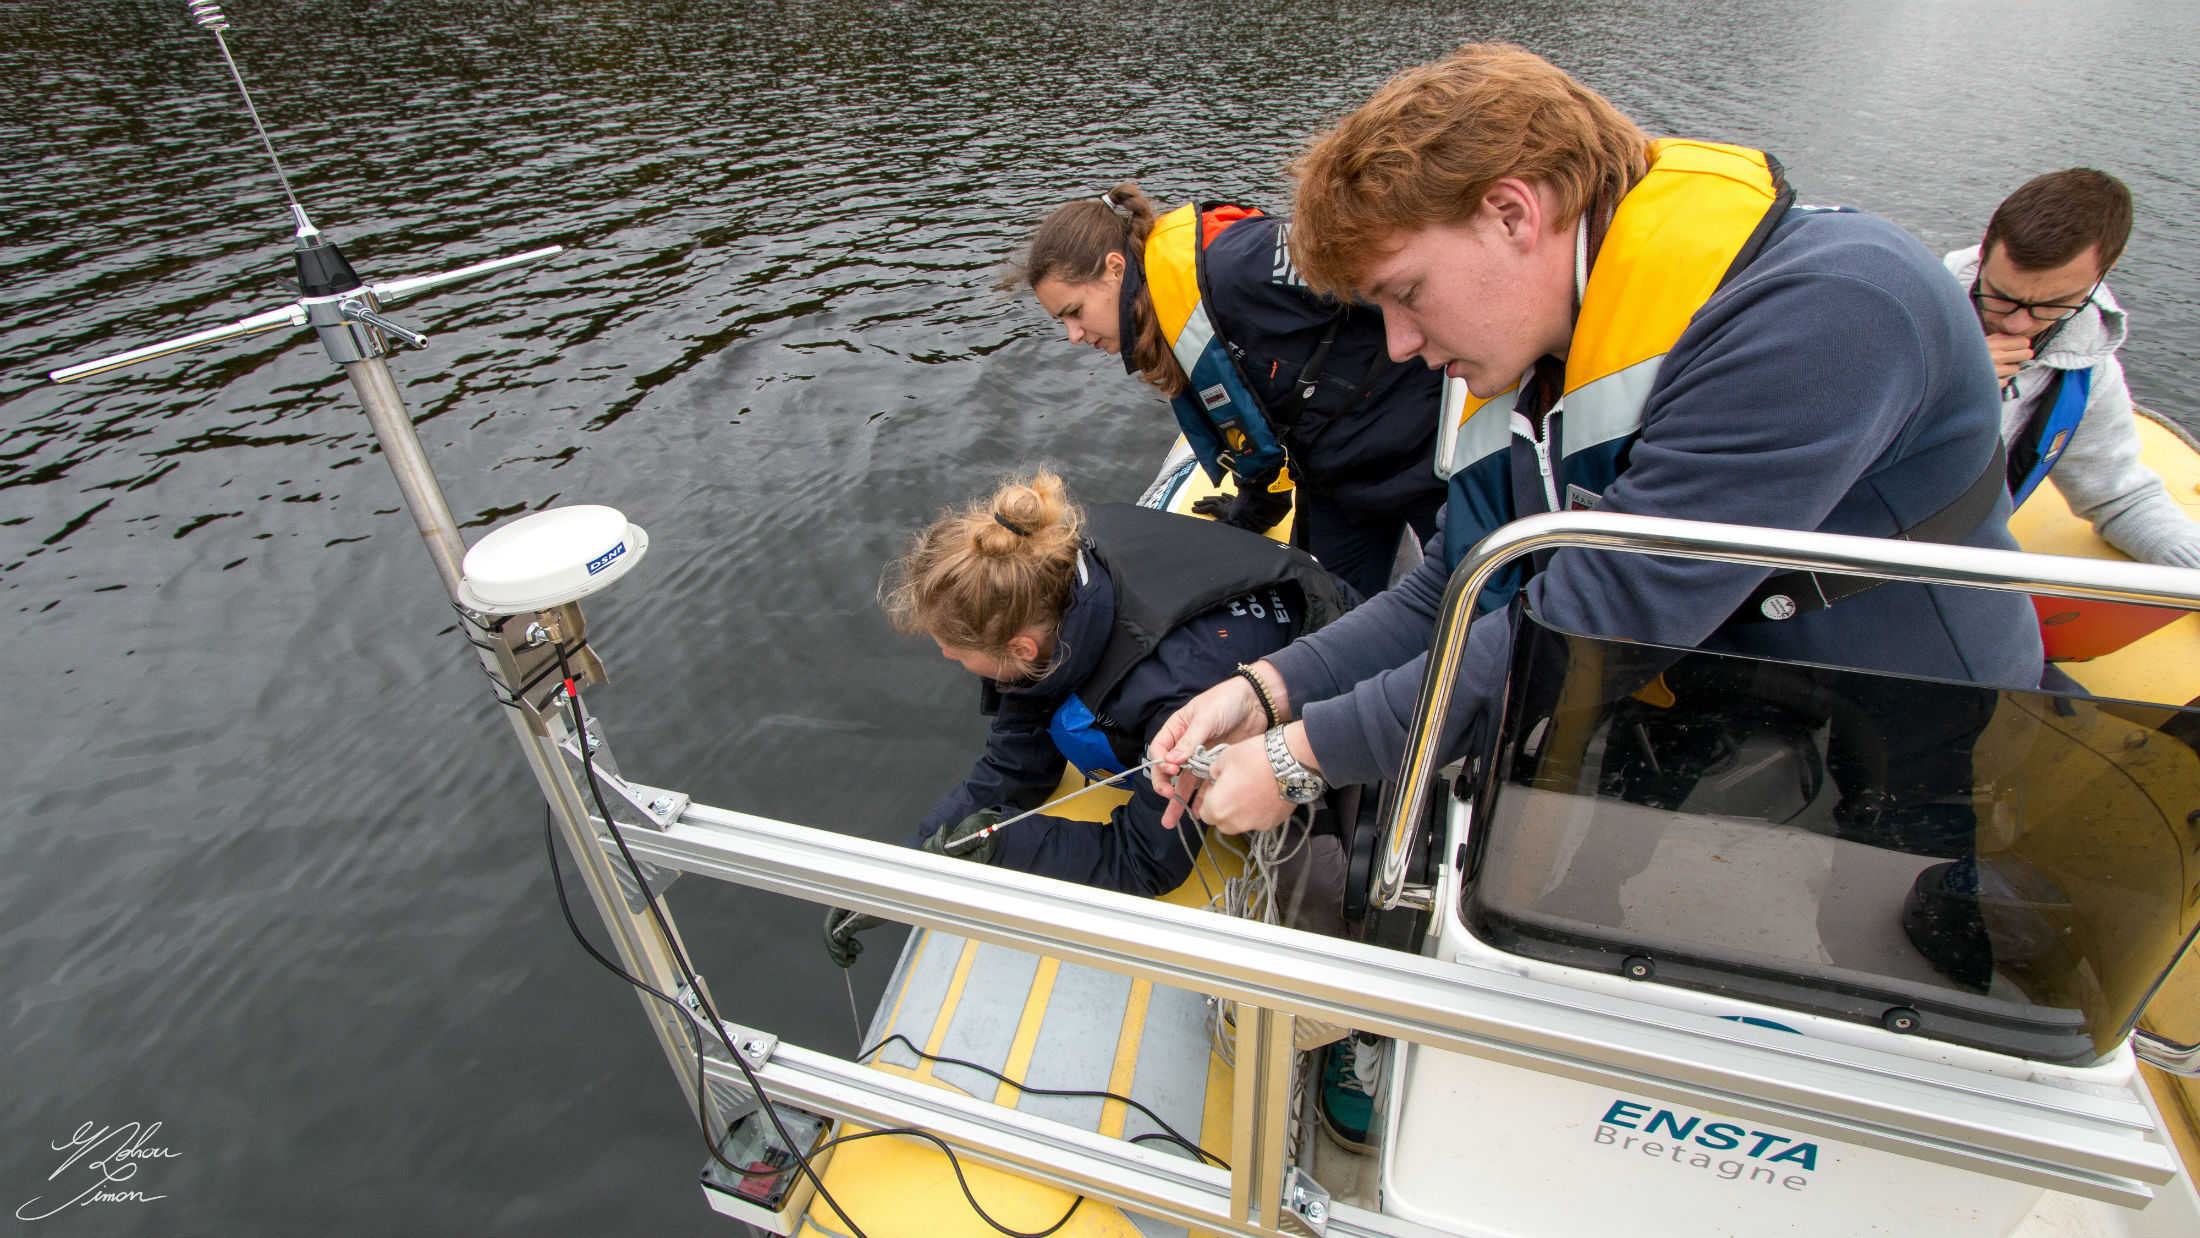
[693,1032,1229,1182]
[545,836,1087,1238]
[721,1127,1087,1238]
[548,647,868,1238]
[542,807,768,1185]
[543,807,1086,1238]
[855,1034,1227,1171]
[542,644,1087,1238]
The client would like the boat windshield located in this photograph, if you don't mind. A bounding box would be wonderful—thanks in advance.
[1461,607,2200,1064]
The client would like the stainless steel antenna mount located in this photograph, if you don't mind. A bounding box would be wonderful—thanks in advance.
[44,1,727,1150]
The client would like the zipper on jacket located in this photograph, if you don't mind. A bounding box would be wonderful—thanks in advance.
[1512,401,1564,513]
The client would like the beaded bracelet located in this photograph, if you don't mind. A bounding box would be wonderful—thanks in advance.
[1236,663,1280,731]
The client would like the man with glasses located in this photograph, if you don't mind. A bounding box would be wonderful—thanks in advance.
[1946,168,2200,566]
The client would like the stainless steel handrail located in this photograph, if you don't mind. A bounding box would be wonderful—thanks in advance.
[2135,1029,2200,1079]
[623,803,2176,1204]
[1372,510,2200,911]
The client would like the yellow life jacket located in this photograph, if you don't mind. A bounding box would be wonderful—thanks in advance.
[1142,202,1294,483]
[1435,140,1792,582]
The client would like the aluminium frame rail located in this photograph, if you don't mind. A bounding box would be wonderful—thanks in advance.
[622,792,2177,1216]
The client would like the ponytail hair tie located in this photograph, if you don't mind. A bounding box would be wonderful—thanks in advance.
[994,512,1030,537]
[1098,192,1131,220]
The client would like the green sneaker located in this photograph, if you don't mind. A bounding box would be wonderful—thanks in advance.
[1319,1034,1382,1153]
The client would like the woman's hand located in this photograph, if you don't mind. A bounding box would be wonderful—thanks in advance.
[1149,664,1291,828]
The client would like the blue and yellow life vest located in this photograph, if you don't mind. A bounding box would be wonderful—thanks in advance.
[1144,203,1296,489]
[2007,366,2094,508]
[1435,140,1794,601]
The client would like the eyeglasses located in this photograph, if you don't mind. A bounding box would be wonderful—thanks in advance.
[1969,276,2099,324]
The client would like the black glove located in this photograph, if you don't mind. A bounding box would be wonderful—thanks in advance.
[922,808,1001,866]
[823,906,885,969]
[1191,476,1293,532]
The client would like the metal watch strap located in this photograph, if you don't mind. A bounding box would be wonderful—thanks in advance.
[1264,725,1324,804]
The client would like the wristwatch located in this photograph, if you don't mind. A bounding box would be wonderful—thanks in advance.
[1264,725,1326,804]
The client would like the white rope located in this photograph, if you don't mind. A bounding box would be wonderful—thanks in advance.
[1204,812,1346,1064]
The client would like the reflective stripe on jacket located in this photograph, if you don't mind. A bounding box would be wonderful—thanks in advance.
[1145,202,1293,483]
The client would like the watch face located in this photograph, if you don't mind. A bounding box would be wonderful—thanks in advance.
[1266,726,1324,803]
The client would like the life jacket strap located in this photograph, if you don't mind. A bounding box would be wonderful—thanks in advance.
[2006,366,2093,508]
[1726,441,2009,625]
[1265,306,1394,434]
[1267,311,1342,431]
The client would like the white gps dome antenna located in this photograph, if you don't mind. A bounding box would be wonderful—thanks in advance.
[456,504,650,614]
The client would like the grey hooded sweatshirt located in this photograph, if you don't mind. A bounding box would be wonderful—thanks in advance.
[1945,245,2200,568]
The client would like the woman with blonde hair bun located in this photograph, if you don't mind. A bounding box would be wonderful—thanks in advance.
[823,470,1353,966]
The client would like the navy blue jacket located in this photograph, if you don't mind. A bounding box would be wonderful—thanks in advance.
[913,551,1310,897]
[1200,214,1448,518]
[1268,207,2044,786]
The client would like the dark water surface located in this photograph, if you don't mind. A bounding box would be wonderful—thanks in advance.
[3,1,2195,1233]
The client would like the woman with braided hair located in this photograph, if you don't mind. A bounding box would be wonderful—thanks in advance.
[1000,183,1448,599]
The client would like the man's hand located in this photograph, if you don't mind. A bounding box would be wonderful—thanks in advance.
[1187,736,1298,835]
[1985,332,2034,380]
[1150,670,1284,827]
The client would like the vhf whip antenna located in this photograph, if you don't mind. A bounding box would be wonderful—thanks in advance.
[47,0,565,601]
[43,0,743,1173]
[185,0,307,232]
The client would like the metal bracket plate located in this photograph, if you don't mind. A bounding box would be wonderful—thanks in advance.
[459,601,607,735]
[551,727,689,911]
[683,990,781,1116]
[1279,1165,1331,1236]
[556,736,687,832]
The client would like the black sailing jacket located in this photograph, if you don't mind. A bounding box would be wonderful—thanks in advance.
[1200,212,1448,518]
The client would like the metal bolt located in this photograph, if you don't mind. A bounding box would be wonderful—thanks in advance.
[744,1040,767,1059]
[1304,1200,1328,1224]
[524,621,549,645]
[585,731,602,752]
[649,796,675,817]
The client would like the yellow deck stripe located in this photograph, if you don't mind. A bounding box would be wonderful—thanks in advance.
[871,927,929,1058]
[1098,978,1154,1138]
[996,956,1060,1106]
[918,937,983,1084]
[1190,1043,1237,1238]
